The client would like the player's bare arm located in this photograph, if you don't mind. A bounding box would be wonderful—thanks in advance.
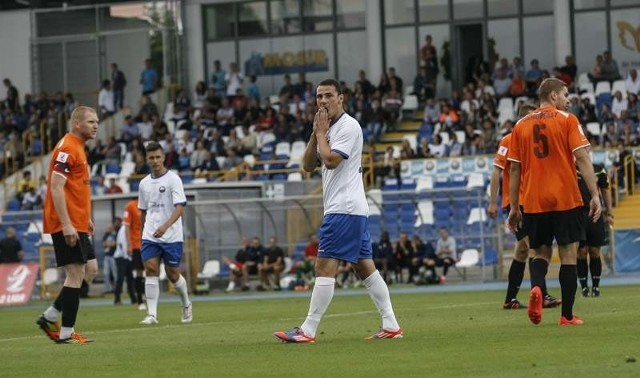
[153,203,185,238]
[507,161,522,232]
[50,172,78,247]
[574,148,602,222]
[488,166,502,218]
[314,107,343,169]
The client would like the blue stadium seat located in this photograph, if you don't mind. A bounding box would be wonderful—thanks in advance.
[6,199,20,211]
[105,163,121,174]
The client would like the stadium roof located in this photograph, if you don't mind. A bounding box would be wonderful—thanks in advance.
[0,0,136,11]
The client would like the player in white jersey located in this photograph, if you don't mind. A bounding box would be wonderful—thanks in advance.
[274,79,402,343]
[137,141,192,325]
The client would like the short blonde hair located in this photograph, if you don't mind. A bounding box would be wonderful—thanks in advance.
[538,78,567,102]
[70,106,97,125]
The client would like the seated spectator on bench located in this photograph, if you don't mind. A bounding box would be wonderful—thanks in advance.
[435,227,458,283]
[257,236,285,291]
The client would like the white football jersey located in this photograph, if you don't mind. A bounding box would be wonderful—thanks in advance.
[320,113,369,216]
[138,170,187,243]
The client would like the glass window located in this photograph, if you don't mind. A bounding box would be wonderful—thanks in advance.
[302,0,333,32]
[523,16,554,71]
[270,0,301,35]
[573,0,606,10]
[610,0,640,6]
[384,27,417,87]
[337,31,367,83]
[36,9,97,37]
[487,0,518,17]
[453,0,483,20]
[384,0,414,25]
[204,4,235,40]
[418,0,449,23]
[336,0,366,29]
[488,19,520,66]
[574,12,607,77]
[523,0,553,14]
[238,1,268,37]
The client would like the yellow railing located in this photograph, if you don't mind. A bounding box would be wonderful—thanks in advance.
[623,154,635,196]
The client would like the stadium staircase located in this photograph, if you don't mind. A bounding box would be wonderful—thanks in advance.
[612,185,640,230]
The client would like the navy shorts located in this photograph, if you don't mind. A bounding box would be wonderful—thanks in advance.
[318,214,373,263]
[141,240,183,267]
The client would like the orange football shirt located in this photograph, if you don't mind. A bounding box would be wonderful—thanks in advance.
[123,199,142,250]
[507,106,590,213]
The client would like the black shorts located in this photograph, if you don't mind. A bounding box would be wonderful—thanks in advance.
[523,207,585,250]
[436,256,455,266]
[579,208,608,248]
[503,206,527,241]
[131,249,144,270]
[51,231,96,268]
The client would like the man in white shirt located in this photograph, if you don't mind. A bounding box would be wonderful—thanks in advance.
[138,141,192,325]
[435,227,457,283]
[225,62,244,100]
[273,79,402,343]
[625,69,640,96]
[98,80,115,117]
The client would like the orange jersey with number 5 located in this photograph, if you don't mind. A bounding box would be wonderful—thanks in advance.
[507,106,589,213]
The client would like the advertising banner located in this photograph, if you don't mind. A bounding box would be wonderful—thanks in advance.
[0,263,39,306]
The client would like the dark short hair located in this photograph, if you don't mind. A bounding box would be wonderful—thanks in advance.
[539,78,567,102]
[145,141,163,153]
[317,78,342,95]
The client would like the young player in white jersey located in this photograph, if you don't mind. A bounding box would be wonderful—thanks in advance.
[138,141,192,325]
[273,79,402,343]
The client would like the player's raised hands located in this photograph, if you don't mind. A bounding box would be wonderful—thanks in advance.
[314,107,330,136]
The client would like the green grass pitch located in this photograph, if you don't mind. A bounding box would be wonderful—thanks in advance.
[0,286,638,377]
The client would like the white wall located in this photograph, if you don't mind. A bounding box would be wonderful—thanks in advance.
[185,1,206,93]
[104,32,150,114]
[0,9,33,96]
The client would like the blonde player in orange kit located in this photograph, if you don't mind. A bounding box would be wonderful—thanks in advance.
[507,78,601,326]
[36,106,99,344]
[489,103,560,310]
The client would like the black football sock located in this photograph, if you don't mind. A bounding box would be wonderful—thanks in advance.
[53,289,64,311]
[60,286,81,329]
[529,258,548,291]
[505,260,526,303]
[135,277,145,304]
[559,265,577,320]
[590,257,602,288]
[577,257,588,289]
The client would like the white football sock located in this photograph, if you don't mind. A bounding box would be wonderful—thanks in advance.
[300,276,335,338]
[44,306,60,322]
[60,326,73,340]
[174,275,191,307]
[227,280,236,291]
[145,276,160,318]
[363,270,400,331]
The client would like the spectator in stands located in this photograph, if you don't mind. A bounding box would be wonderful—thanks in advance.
[36,175,47,205]
[225,63,244,101]
[225,128,242,154]
[413,66,431,102]
[363,98,384,142]
[21,186,40,210]
[625,69,640,96]
[435,227,457,283]
[151,114,169,141]
[64,93,76,119]
[193,81,207,109]
[222,148,242,170]
[140,58,158,96]
[568,96,583,118]
[246,74,261,103]
[378,72,391,95]
[525,59,544,96]
[177,147,191,171]
[580,97,597,123]
[223,238,250,292]
[560,55,577,83]
[93,175,107,196]
[189,140,208,170]
[602,122,619,147]
[400,139,415,159]
[388,67,404,94]
[356,70,375,98]
[620,119,638,146]
[98,79,115,118]
[101,219,119,295]
[195,151,220,181]
[242,237,265,290]
[294,73,311,98]
[628,93,639,121]
[448,132,463,157]
[552,66,573,90]
[279,74,295,99]
[372,231,394,284]
[509,71,526,98]
[0,227,24,264]
[3,78,20,113]
[393,232,414,284]
[105,174,123,194]
[492,68,512,99]
[612,91,628,119]
[336,261,356,288]
[18,170,36,195]
[429,133,447,158]
[120,115,139,146]
[423,98,440,125]
[511,57,525,77]
[136,113,153,141]
[599,104,615,126]
[382,146,399,181]
[206,128,225,157]
[139,95,159,118]
[172,89,191,125]
[417,138,434,159]
[238,125,258,156]
[210,60,226,95]
[216,97,234,134]
[601,50,621,82]
[129,154,149,186]
[295,233,319,285]
[438,104,460,130]
[257,236,285,291]
[111,63,127,110]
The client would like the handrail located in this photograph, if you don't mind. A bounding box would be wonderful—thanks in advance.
[623,155,635,196]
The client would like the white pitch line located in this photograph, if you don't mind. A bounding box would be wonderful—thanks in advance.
[0,301,498,344]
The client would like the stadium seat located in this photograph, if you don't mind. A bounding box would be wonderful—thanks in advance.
[581,92,595,105]
[578,82,594,94]
[283,257,293,274]
[402,95,418,111]
[243,154,255,167]
[466,172,485,189]
[196,260,221,293]
[414,201,434,227]
[594,81,611,96]
[586,122,601,136]
[577,72,590,86]
[498,97,514,113]
[404,84,414,97]
[287,172,302,181]
[455,249,479,280]
[455,130,465,144]
[6,198,21,211]
[105,163,121,174]
[259,132,276,149]
[611,80,627,98]
[415,176,433,192]
[275,142,291,158]
[467,208,487,224]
